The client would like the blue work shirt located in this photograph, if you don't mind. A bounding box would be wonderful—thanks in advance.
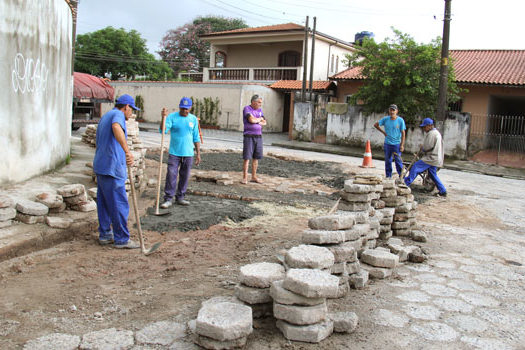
[162,112,200,157]
[93,108,127,180]
[378,116,406,145]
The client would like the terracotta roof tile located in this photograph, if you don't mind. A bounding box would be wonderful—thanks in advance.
[270,80,335,91]
[203,23,304,37]
[450,50,525,85]
[330,50,525,86]
[330,66,364,80]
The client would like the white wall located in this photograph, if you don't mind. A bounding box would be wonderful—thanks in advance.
[104,82,284,132]
[325,105,469,159]
[0,0,73,185]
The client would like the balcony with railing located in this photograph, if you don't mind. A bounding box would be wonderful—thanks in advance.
[201,67,302,83]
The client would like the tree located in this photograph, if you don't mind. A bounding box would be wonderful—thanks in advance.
[158,16,248,74]
[344,29,461,125]
[75,27,173,80]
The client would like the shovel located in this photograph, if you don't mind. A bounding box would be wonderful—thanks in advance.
[150,110,170,216]
[128,166,162,256]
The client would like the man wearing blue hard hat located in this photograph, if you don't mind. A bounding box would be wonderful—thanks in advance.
[159,97,201,208]
[403,118,447,197]
[93,94,141,248]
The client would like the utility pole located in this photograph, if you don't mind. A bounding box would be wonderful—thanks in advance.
[301,16,309,102]
[436,0,452,123]
[308,17,317,97]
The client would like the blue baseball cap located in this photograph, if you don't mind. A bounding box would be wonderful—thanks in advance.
[116,94,140,110]
[179,97,193,109]
[420,118,434,127]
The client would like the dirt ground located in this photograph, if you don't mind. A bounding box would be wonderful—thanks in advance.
[0,151,509,349]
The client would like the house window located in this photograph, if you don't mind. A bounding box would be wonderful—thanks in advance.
[215,51,227,68]
[279,51,301,67]
[330,54,335,73]
[345,95,352,104]
[448,99,462,112]
[336,56,339,73]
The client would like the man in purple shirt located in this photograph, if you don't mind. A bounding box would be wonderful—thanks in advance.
[241,94,266,184]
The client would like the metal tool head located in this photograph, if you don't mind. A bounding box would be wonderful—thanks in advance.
[144,241,162,256]
[147,207,171,216]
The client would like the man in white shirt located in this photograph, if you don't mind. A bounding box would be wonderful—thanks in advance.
[403,118,447,197]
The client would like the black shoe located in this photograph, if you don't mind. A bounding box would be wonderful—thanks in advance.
[436,192,447,198]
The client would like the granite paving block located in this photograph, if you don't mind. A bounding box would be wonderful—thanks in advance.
[276,319,333,343]
[35,192,64,208]
[234,284,272,305]
[302,229,345,245]
[283,269,340,298]
[349,270,369,289]
[69,200,96,212]
[57,184,86,198]
[80,328,134,350]
[326,244,357,263]
[16,199,49,216]
[195,334,247,350]
[274,301,328,325]
[308,214,354,230]
[196,302,252,341]
[63,192,88,205]
[0,207,17,221]
[285,245,335,269]
[136,321,187,346]
[16,213,45,224]
[45,216,72,229]
[0,194,15,208]
[239,262,285,288]
[392,221,411,230]
[360,249,399,268]
[340,192,374,203]
[361,263,393,279]
[24,333,80,350]
[270,280,325,306]
[383,196,407,207]
[338,201,371,212]
[346,261,361,274]
[329,312,359,333]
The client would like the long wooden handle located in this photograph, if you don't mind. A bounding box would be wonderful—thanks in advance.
[155,115,167,213]
[128,166,145,252]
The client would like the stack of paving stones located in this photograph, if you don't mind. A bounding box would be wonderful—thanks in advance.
[377,207,395,240]
[195,300,253,349]
[391,184,414,237]
[236,262,284,318]
[359,247,400,279]
[14,199,49,224]
[304,213,369,291]
[385,237,426,263]
[35,191,73,229]
[273,267,339,343]
[82,118,148,191]
[0,194,17,228]
[57,184,96,212]
[339,174,383,213]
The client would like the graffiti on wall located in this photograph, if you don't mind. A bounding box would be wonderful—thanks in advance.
[11,53,49,94]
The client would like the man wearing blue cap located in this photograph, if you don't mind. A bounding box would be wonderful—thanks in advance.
[374,104,406,178]
[404,118,447,197]
[93,94,140,248]
[160,97,201,208]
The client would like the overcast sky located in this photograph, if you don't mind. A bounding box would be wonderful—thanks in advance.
[77,0,524,56]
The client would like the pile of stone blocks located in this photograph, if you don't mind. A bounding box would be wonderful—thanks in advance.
[236,262,284,318]
[273,268,339,343]
[339,175,383,214]
[378,179,420,238]
[82,118,148,191]
[304,213,370,290]
[0,194,16,228]
[377,207,395,240]
[360,247,400,279]
[15,199,49,225]
[195,300,253,349]
[57,184,96,212]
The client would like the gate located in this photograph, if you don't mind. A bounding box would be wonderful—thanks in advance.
[470,114,525,164]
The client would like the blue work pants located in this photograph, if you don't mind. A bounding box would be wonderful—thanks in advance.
[164,154,193,202]
[404,160,447,194]
[96,174,130,244]
[384,143,403,178]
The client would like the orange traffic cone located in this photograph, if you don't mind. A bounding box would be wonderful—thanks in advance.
[360,140,375,168]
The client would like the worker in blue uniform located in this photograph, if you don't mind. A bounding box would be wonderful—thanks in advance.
[93,94,140,249]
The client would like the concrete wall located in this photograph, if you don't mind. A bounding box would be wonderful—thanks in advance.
[103,82,284,132]
[0,0,73,185]
[293,102,313,141]
[323,104,469,159]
